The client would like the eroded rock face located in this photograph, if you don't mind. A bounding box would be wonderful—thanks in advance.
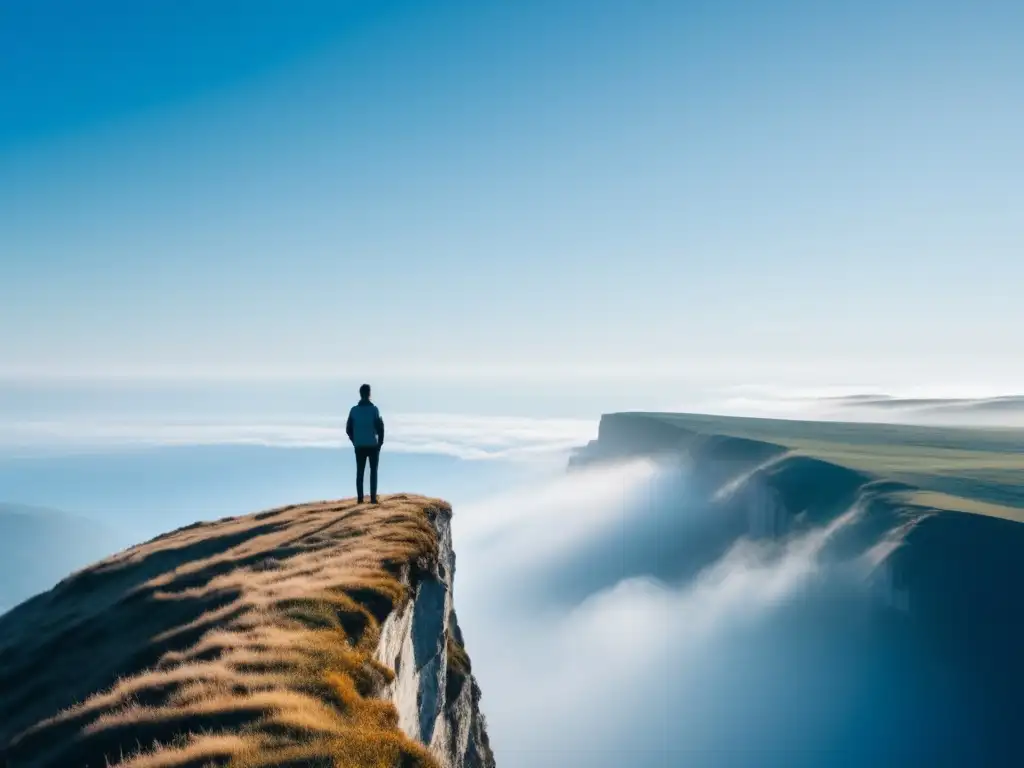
[376,507,495,768]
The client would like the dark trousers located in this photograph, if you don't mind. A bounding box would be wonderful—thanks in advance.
[355,445,380,502]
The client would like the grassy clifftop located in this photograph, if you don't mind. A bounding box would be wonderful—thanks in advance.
[592,410,1024,520]
[0,495,457,768]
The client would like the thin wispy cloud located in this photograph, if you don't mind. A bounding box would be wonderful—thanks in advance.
[0,413,597,462]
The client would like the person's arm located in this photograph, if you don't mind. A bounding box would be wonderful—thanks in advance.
[346,410,354,444]
[375,409,385,446]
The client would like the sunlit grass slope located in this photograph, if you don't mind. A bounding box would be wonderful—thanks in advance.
[0,494,451,768]
[648,411,1024,521]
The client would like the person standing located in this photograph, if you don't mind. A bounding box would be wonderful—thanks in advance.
[346,383,385,504]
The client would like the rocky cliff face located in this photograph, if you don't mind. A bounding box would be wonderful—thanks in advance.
[376,505,495,768]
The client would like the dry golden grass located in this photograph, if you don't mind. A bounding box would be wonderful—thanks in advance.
[0,494,451,768]
[894,490,1024,523]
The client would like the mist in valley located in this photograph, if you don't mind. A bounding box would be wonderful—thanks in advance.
[453,461,976,767]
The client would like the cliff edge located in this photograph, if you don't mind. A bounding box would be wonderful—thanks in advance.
[0,494,494,768]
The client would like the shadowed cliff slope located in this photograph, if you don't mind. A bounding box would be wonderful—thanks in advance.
[0,505,120,616]
[0,494,493,768]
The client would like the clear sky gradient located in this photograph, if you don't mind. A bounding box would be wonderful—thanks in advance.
[3,0,1022,386]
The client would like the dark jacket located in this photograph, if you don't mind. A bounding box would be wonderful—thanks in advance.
[346,400,384,447]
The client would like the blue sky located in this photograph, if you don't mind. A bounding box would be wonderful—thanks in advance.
[2,0,1023,387]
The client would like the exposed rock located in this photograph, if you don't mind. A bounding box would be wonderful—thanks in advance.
[376,504,495,768]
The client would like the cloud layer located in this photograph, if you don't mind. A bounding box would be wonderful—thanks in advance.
[0,412,597,462]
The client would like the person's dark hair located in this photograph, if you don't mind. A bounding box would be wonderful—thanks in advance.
[359,383,371,399]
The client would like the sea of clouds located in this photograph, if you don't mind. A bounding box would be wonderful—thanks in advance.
[452,460,960,767]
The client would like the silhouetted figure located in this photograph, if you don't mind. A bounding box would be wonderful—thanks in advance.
[346,383,385,504]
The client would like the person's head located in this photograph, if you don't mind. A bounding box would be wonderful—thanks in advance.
[359,383,371,400]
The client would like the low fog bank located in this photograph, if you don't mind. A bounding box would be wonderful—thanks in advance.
[453,462,982,767]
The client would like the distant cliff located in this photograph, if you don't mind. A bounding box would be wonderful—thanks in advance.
[570,411,1024,759]
[0,495,494,768]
